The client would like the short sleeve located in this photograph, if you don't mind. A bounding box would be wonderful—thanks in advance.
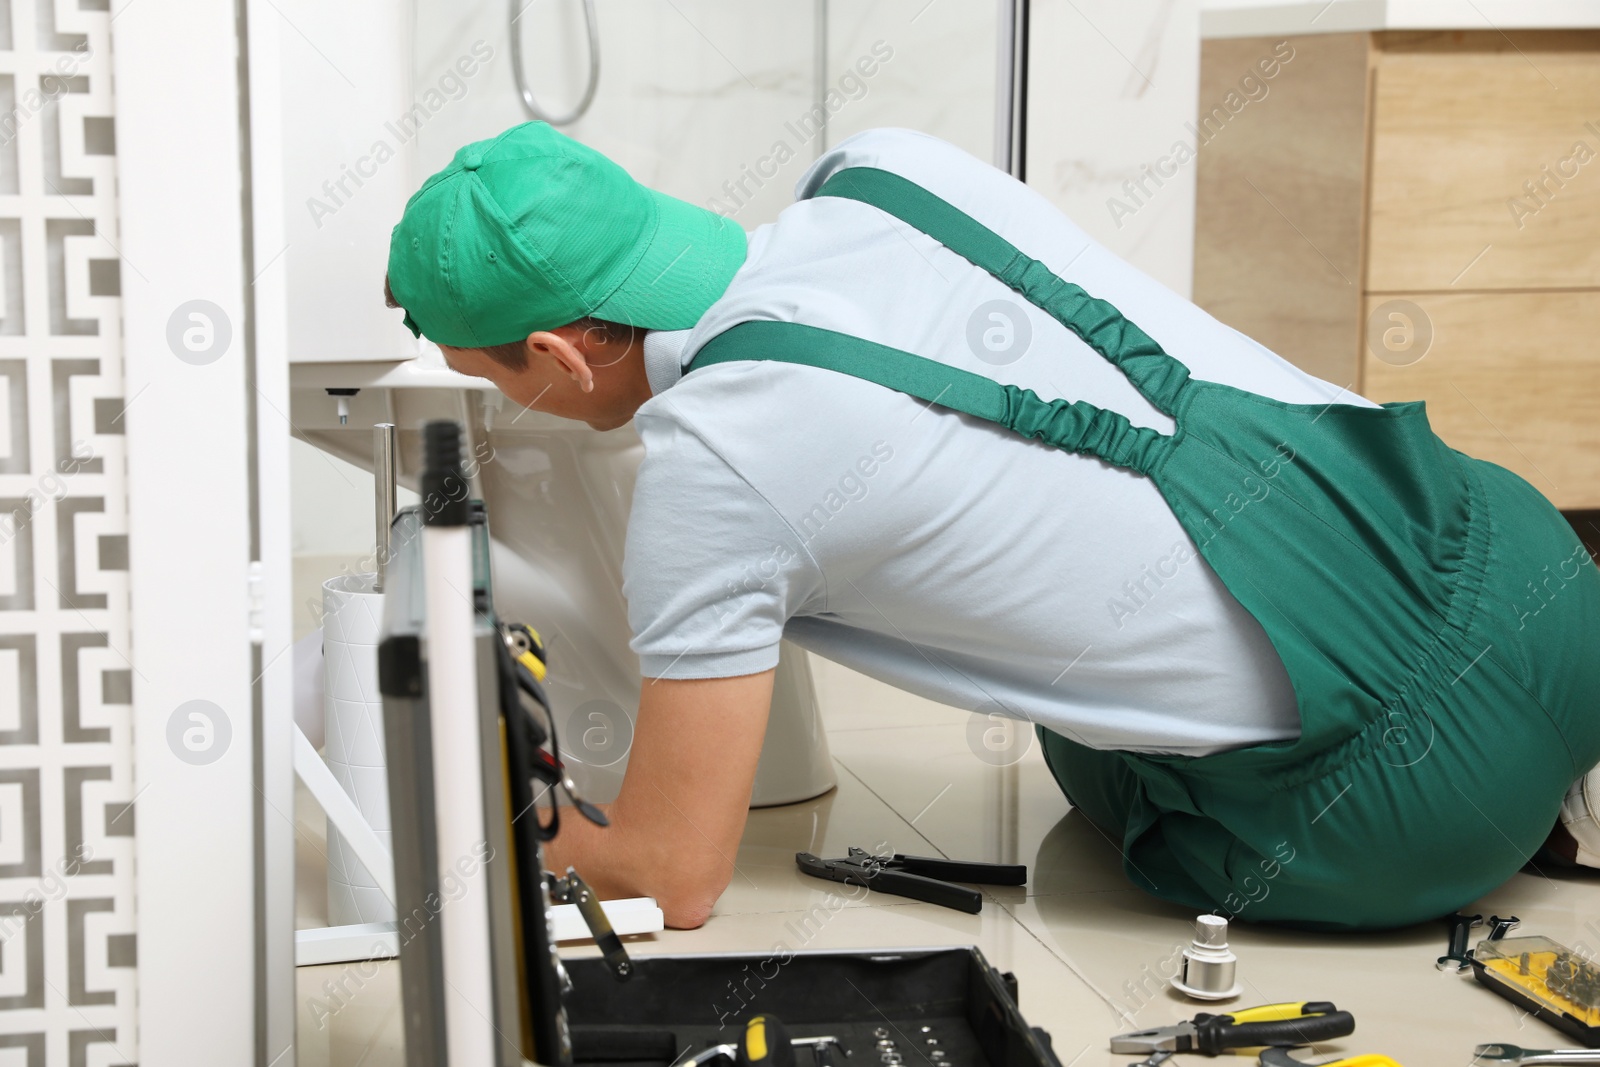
[623,410,822,679]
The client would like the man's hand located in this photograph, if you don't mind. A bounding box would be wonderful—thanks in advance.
[541,669,774,928]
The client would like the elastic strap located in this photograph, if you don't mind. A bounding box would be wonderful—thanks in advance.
[815,166,1191,416]
[691,320,1172,474]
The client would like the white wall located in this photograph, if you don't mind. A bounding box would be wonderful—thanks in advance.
[291,440,382,557]
[290,439,418,557]
[290,438,417,639]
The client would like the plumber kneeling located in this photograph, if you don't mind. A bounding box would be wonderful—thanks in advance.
[382,121,1600,931]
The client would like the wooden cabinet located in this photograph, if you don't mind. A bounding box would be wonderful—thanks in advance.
[1195,30,1600,509]
[1362,292,1600,503]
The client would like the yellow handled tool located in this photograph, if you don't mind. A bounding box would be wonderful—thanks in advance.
[1259,1047,1404,1066]
[738,1015,795,1067]
[504,622,548,682]
[1113,1001,1354,1055]
[1229,1002,1336,1025]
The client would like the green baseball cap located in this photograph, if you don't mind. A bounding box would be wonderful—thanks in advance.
[386,121,747,348]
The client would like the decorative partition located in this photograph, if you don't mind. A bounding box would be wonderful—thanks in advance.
[0,0,138,1061]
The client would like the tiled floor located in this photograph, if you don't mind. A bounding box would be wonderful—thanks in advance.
[296,656,1600,1066]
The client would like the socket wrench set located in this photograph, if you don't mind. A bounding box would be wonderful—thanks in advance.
[561,947,1063,1067]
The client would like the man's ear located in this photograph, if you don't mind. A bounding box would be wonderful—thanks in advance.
[526,329,594,393]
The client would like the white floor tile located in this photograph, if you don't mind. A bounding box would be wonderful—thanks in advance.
[293,655,1600,1067]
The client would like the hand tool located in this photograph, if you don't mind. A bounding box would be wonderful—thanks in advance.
[672,1044,738,1067]
[792,1037,845,1067]
[1471,935,1600,1047]
[1259,1048,1402,1066]
[546,867,632,980]
[498,620,607,833]
[504,621,549,683]
[738,1015,795,1067]
[795,847,1027,914]
[1439,913,1484,972]
[1471,1044,1600,1064]
[670,1032,844,1067]
[1110,1002,1355,1055]
[1486,915,1522,942]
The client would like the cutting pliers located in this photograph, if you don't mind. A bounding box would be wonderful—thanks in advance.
[1110,1001,1356,1056]
[794,847,1027,913]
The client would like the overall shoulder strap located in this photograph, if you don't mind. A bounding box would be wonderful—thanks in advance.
[692,319,1173,474]
[686,166,1189,476]
[814,166,1191,415]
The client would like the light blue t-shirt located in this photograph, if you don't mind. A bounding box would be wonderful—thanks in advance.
[622,128,1373,756]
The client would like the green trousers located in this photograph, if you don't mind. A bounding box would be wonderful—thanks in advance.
[1040,454,1600,929]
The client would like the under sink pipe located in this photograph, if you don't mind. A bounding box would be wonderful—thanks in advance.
[374,423,397,593]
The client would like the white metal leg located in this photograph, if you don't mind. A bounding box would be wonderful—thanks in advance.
[292,724,396,908]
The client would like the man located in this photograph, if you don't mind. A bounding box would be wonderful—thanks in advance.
[386,121,1600,931]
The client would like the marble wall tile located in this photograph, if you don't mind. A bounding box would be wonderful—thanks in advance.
[1028,0,1200,296]
[414,0,816,227]
[408,0,1198,290]
[823,0,997,164]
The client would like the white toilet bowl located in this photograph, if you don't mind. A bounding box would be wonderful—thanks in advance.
[292,356,835,808]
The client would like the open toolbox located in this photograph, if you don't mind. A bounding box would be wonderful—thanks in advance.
[563,947,1065,1067]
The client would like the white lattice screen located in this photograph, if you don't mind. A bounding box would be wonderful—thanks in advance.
[0,0,138,1061]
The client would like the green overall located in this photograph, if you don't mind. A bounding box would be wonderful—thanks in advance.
[687,168,1600,930]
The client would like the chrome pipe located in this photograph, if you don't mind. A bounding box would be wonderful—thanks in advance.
[374,422,397,593]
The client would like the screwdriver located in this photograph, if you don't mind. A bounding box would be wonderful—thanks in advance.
[739,1015,796,1067]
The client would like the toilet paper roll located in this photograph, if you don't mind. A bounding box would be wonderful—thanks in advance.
[322,573,395,926]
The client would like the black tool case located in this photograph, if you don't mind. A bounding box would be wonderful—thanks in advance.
[563,946,1064,1067]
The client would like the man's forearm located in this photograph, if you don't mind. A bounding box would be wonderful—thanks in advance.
[537,804,616,893]
[535,669,776,929]
[539,796,728,929]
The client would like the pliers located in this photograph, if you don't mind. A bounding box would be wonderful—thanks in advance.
[1110,1001,1356,1056]
[794,847,1026,914]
